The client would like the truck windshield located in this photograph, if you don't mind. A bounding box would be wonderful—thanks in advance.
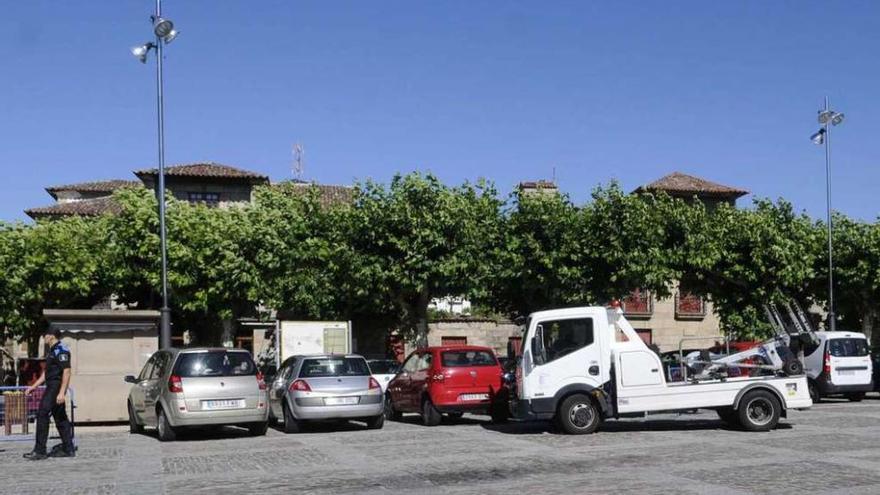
[828,338,869,357]
[173,351,256,377]
[300,357,370,377]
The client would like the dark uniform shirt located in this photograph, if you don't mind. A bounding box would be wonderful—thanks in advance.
[45,341,71,383]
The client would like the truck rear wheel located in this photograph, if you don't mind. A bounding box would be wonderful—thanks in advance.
[556,394,600,435]
[737,390,781,432]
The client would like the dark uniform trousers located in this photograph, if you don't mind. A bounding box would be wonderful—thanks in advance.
[34,380,74,454]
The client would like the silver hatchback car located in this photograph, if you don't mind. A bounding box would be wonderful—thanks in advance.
[125,348,269,441]
[268,354,384,433]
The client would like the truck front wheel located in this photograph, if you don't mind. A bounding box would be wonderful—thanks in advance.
[737,390,781,432]
[556,394,600,435]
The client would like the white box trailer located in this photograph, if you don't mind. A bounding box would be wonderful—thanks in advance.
[512,306,812,434]
[276,320,352,367]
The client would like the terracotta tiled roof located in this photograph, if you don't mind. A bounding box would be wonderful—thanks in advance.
[25,197,121,220]
[633,172,748,199]
[275,181,355,207]
[45,180,141,199]
[134,162,269,182]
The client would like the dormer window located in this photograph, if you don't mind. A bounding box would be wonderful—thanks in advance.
[188,192,220,206]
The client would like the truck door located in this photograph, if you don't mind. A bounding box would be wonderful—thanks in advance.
[525,317,603,400]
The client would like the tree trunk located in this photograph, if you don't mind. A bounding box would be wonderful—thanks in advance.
[415,288,431,348]
[863,308,876,347]
[221,319,235,349]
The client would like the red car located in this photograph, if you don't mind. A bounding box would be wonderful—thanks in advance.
[384,345,508,426]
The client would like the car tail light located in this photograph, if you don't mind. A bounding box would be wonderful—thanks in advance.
[256,371,268,391]
[168,375,184,394]
[823,351,832,375]
[290,379,311,392]
[369,377,381,390]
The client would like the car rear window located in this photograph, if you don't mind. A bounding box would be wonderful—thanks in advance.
[441,350,497,367]
[368,361,400,375]
[828,338,869,357]
[173,351,256,377]
[299,357,370,378]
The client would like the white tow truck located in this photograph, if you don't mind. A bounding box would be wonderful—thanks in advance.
[511,306,813,434]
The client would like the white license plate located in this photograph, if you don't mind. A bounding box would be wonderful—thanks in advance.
[459,393,489,401]
[837,370,855,375]
[202,399,244,410]
[324,397,359,406]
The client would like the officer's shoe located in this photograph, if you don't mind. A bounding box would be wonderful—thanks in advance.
[48,447,75,458]
[23,451,48,461]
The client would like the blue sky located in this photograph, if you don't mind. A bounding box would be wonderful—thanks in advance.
[2,1,878,222]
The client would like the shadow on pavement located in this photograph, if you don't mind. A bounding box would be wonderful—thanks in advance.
[480,418,793,435]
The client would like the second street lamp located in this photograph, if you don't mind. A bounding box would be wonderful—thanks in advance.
[131,0,179,350]
[811,97,844,332]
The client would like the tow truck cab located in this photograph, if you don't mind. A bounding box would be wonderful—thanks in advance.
[513,306,812,434]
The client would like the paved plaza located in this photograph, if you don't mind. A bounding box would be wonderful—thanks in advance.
[3,398,880,494]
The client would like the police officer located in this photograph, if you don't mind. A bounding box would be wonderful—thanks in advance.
[23,328,75,460]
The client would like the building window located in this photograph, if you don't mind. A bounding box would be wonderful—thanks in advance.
[635,329,653,345]
[441,336,468,346]
[187,192,220,205]
[622,289,653,317]
[675,290,706,319]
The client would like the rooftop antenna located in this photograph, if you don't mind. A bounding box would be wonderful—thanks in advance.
[552,165,557,185]
[293,143,304,181]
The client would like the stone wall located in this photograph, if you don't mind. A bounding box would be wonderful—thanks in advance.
[408,319,522,357]
[628,297,724,352]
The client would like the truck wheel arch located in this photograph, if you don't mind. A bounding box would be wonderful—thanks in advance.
[552,384,611,418]
[732,384,787,418]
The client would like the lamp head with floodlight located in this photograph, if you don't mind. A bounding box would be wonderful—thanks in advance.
[810,128,826,145]
[131,42,156,63]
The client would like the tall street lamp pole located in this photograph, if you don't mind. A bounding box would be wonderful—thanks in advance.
[811,98,844,331]
[131,0,179,349]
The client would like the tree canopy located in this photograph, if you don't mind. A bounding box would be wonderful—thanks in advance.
[1,173,878,348]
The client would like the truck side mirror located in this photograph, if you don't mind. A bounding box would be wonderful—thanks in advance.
[532,325,545,366]
[123,375,137,384]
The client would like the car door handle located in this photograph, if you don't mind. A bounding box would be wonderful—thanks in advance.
[651,369,659,373]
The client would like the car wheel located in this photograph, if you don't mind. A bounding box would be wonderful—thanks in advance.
[283,402,301,434]
[556,394,600,435]
[716,407,739,426]
[384,394,402,421]
[128,401,143,434]
[366,414,385,430]
[157,407,177,442]
[737,390,781,432]
[808,381,820,403]
[248,421,269,436]
[846,392,865,402]
[421,397,442,427]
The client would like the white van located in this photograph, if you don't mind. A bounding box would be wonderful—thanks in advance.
[803,331,873,402]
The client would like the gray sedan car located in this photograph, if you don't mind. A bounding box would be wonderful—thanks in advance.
[268,354,384,433]
[125,348,269,441]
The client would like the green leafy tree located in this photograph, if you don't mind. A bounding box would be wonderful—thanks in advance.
[345,173,505,343]
[106,188,259,344]
[677,199,822,339]
[819,214,880,343]
[0,217,110,351]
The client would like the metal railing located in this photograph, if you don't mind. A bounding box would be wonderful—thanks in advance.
[0,386,76,441]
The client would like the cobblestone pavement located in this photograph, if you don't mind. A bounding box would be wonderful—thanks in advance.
[4,397,880,494]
